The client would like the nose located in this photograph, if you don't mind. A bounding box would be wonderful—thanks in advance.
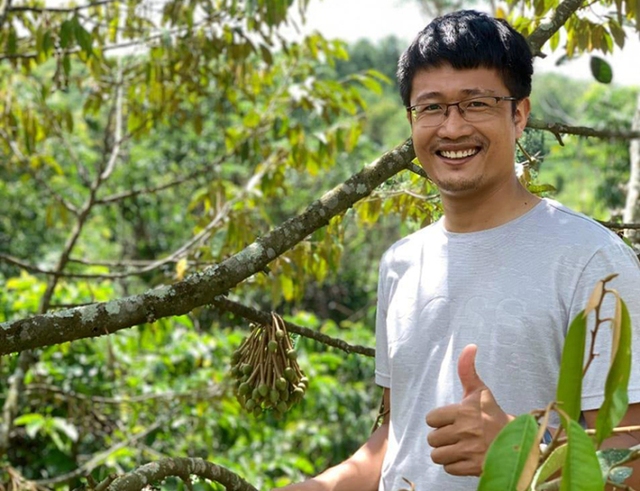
[436,105,473,139]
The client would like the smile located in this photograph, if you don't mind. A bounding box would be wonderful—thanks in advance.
[438,148,480,159]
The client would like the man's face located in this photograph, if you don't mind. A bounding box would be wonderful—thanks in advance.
[408,65,530,199]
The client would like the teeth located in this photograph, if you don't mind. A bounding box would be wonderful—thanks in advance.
[440,148,477,159]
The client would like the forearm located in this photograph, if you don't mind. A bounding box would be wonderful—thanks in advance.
[280,422,389,491]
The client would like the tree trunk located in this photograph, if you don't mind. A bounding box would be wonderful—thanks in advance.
[623,92,640,246]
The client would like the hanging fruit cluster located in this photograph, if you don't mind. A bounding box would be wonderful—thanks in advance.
[230,312,308,418]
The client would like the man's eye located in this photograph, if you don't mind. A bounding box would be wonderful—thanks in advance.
[421,104,443,112]
[465,98,494,109]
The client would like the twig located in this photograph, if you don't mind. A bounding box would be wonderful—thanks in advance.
[8,0,115,14]
[583,275,619,376]
[598,221,640,231]
[210,296,375,358]
[24,384,222,405]
[527,118,640,145]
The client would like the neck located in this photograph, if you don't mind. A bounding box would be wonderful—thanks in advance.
[441,177,540,233]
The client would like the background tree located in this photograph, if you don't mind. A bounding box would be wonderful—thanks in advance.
[0,0,639,490]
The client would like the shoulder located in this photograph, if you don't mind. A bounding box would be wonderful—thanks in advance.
[533,199,633,254]
[537,199,618,239]
[379,220,443,271]
[382,220,444,261]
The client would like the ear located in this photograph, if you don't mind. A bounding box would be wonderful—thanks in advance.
[513,97,530,139]
[406,108,414,127]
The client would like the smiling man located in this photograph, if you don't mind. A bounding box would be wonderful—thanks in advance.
[275,10,640,491]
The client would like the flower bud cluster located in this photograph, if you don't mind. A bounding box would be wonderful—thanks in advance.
[230,312,308,418]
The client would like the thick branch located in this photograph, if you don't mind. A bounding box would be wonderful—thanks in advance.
[103,458,258,491]
[527,0,588,53]
[211,296,375,357]
[0,139,414,356]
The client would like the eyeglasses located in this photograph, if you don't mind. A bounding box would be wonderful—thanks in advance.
[408,96,518,127]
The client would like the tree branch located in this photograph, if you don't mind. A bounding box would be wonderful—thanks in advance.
[210,296,375,357]
[102,458,258,491]
[8,0,115,14]
[0,18,212,61]
[597,221,640,230]
[25,384,222,406]
[527,0,588,54]
[0,139,414,355]
[527,117,640,145]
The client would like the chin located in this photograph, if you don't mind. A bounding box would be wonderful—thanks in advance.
[436,177,483,194]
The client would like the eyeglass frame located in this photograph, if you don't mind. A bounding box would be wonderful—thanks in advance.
[407,95,519,127]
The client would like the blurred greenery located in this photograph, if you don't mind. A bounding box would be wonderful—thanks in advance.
[0,0,638,489]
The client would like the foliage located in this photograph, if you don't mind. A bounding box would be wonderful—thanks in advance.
[0,0,639,489]
[530,74,638,218]
[479,277,636,490]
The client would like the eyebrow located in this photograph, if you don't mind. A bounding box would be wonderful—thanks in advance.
[412,88,497,104]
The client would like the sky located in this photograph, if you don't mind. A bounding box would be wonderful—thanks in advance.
[291,0,640,87]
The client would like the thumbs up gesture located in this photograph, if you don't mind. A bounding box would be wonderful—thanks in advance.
[425,344,514,476]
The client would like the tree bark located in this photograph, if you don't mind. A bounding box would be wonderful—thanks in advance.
[0,139,415,356]
[103,458,258,491]
[623,92,640,246]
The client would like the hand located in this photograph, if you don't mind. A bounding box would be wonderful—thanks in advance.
[425,344,513,476]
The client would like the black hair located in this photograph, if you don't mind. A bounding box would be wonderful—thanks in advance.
[397,10,533,107]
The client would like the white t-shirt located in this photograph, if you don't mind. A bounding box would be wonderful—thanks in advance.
[375,199,640,491]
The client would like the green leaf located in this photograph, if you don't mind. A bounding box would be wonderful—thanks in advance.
[72,16,93,56]
[595,299,631,445]
[556,310,587,426]
[532,444,567,489]
[590,56,613,84]
[14,413,46,439]
[60,19,74,49]
[560,420,605,491]
[7,27,17,55]
[477,414,538,491]
[527,183,557,195]
[608,21,626,49]
[52,418,78,442]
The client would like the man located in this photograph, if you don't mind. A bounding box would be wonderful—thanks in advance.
[276,10,640,491]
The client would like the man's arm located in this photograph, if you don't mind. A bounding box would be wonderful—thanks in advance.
[273,387,390,491]
[583,403,640,490]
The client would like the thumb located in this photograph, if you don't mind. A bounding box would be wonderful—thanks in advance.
[458,344,487,398]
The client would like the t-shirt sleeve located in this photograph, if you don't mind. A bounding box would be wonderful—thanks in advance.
[375,255,391,389]
[569,240,640,410]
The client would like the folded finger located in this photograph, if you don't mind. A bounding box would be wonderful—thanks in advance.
[425,404,458,428]
[427,425,459,448]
